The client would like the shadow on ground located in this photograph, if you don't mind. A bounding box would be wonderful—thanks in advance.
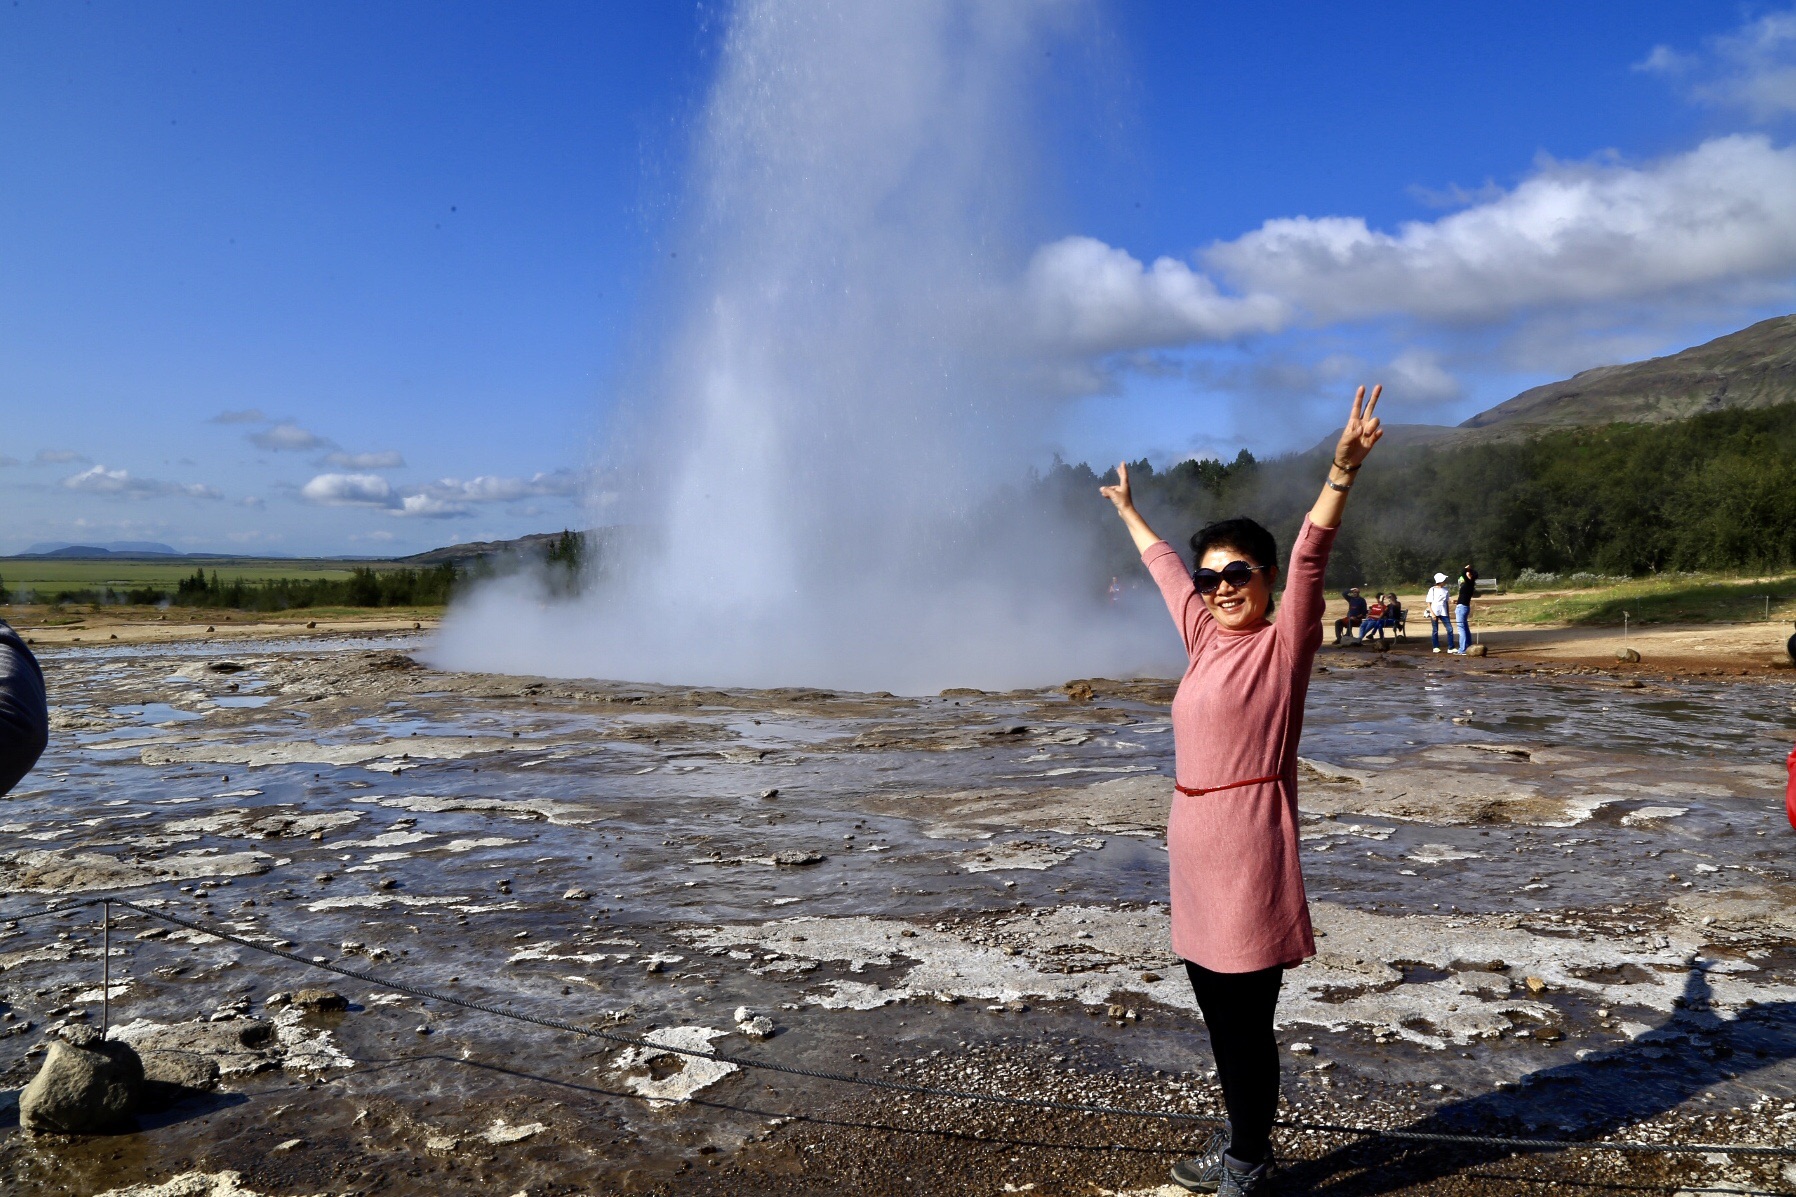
[1284,966,1796,1195]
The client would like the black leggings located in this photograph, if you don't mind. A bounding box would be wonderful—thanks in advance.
[1186,960,1284,1165]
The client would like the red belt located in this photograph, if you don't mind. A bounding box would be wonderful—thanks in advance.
[1174,774,1282,797]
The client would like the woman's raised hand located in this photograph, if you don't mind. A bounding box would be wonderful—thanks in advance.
[1335,384,1385,469]
[1099,462,1135,513]
[1101,461,1163,551]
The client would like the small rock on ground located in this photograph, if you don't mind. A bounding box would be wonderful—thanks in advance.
[290,989,348,1012]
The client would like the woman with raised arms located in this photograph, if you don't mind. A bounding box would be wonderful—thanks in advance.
[1100,385,1385,1196]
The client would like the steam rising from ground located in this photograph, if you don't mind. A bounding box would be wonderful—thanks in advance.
[434,0,1177,693]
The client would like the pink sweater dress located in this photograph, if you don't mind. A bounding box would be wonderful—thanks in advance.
[1141,517,1334,973]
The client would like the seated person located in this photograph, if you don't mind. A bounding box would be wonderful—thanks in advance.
[1333,587,1368,644]
[0,619,47,796]
[1382,593,1406,638]
[1357,594,1389,642]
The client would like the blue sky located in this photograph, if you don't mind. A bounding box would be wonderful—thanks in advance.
[3,1,1793,555]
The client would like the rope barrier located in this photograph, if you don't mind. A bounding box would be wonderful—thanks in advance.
[6,893,1793,1159]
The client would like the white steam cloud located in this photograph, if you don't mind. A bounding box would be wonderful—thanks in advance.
[434,0,1175,693]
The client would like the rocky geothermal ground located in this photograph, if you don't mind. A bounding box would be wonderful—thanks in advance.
[1,633,1794,1196]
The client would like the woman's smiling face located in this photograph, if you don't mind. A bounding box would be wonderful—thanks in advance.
[1198,545,1276,631]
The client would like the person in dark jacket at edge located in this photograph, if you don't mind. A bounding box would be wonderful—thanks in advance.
[0,619,48,796]
[1332,587,1367,645]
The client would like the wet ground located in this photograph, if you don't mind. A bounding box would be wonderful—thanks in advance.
[1,635,1794,1196]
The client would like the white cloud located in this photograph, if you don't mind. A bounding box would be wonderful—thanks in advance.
[1385,348,1462,405]
[1638,9,1796,120]
[1187,350,1363,410]
[396,494,470,519]
[323,450,406,470]
[1204,135,1796,324]
[300,473,394,507]
[210,408,269,425]
[299,467,578,518]
[412,470,581,504]
[62,465,222,500]
[1012,134,1796,383]
[235,495,267,509]
[1022,235,1287,354]
[0,456,18,467]
[250,422,332,452]
[35,448,88,465]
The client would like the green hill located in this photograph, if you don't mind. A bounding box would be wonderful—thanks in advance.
[1464,313,1796,433]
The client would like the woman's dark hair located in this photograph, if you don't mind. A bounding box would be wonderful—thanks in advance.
[1189,517,1278,572]
[1189,518,1280,613]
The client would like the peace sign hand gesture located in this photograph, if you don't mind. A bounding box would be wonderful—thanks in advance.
[1334,384,1384,470]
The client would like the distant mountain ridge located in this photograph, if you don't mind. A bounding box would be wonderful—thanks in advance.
[1461,313,1796,432]
[399,530,569,564]
[18,541,181,557]
[1313,313,1796,453]
[400,526,640,565]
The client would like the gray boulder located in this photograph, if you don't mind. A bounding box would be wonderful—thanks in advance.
[19,1027,143,1133]
[141,1050,221,1092]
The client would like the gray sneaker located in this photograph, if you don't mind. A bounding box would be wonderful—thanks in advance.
[1168,1130,1229,1192]
[1217,1155,1276,1196]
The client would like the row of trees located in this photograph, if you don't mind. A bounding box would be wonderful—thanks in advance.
[11,529,602,611]
[16,564,460,611]
[1045,402,1796,588]
[170,565,460,610]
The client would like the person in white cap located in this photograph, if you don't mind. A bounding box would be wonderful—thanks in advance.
[1425,572,1454,653]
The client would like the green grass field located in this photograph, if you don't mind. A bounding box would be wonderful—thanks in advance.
[1481,572,1796,627]
[0,557,400,591]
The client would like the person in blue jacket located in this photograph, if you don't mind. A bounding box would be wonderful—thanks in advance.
[0,620,47,795]
[1332,588,1368,645]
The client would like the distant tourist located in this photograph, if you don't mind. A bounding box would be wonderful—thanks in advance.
[1426,572,1454,652]
[1108,576,1121,603]
[0,619,47,796]
[1786,734,1795,832]
[1360,592,1403,642]
[1450,565,1478,655]
[1356,593,1388,643]
[1332,587,1367,645]
[1101,384,1385,1196]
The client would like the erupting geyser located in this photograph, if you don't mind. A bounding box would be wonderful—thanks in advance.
[434,0,1176,692]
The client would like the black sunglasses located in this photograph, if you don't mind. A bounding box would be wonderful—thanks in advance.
[1193,562,1270,593]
